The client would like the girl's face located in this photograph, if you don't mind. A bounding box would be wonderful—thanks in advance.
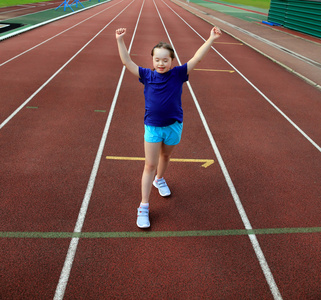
[152,48,173,73]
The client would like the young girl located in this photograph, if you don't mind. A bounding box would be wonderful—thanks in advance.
[115,26,222,228]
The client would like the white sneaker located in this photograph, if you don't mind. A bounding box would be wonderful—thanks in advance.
[137,207,150,228]
[153,176,171,197]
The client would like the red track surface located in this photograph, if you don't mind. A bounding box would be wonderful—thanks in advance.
[0,0,320,299]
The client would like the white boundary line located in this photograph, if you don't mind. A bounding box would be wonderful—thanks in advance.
[0,0,110,41]
[155,0,283,298]
[53,0,145,298]
[0,1,131,130]
[0,0,124,66]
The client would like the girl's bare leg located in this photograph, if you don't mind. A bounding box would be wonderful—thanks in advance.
[156,143,176,179]
[141,141,162,203]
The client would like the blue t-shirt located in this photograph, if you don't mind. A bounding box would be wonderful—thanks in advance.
[139,63,189,127]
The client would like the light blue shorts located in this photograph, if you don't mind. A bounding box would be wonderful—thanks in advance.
[144,121,183,146]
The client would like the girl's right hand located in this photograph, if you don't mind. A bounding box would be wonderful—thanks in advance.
[115,28,126,39]
[211,26,222,38]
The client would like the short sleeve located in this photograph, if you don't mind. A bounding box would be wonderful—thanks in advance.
[139,67,151,84]
[175,63,189,82]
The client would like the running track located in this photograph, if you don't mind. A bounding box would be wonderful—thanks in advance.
[0,0,321,299]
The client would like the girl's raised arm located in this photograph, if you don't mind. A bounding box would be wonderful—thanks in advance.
[115,28,140,77]
[187,27,222,74]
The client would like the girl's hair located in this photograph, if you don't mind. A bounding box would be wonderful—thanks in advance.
[151,42,175,60]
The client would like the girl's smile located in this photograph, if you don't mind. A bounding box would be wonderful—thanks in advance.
[152,48,173,73]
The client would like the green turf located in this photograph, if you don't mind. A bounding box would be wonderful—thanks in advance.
[0,0,53,8]
[192,0,270,10]
[218,0,271,9]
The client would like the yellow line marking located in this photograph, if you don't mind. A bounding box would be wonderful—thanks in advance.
[106,156,214,168]
[194,69,235,73]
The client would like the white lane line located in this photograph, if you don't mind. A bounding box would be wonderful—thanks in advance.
[168,2,321,153]
[0,0,124,67]
[0,1,132,130]
[155,0,283,299]
[53,0,145,298]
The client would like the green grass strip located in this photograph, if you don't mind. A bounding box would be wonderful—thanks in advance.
[0,0,53,8]
[191,0,270,10]
[1,227,321,239]
[189,0,269,22]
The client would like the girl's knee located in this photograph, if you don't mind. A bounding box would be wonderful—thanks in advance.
[160,151,172,162]
[144,161,157,173]
[161,153,171,162]
[160,144,175,161]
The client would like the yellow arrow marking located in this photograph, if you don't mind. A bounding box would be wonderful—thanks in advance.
[106,156,214,168]
[194,69,235,73]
